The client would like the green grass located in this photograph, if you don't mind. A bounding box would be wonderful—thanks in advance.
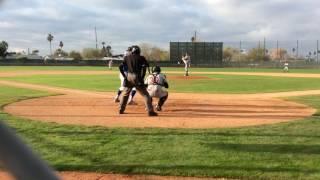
[163,67,320,73]
[0,66,320,73]
[3,74,320,94]
[0,85,56,107]
[0,66,109,71]
[0,85,320,179]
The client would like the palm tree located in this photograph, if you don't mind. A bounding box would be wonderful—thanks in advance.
[59,41,63,50]
[101,42,106,57]
[0,41,9,57]
[47,34,54,56]
[106,45,112,57]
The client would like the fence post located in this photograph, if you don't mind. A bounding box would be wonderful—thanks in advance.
[0,121,60,180]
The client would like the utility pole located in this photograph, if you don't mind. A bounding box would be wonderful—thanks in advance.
[263,37,266,59]
[239,40,242,61]
[276,40,279,60]
[296,40,299,60]
[317,40,319,63]
[95,26,98,49]
[194,31,197,42]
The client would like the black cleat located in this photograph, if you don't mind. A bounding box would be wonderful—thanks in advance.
[155,105,162,111]
[148,111,158,116]
[119,110,125,114]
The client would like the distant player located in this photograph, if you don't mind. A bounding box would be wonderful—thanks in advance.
[114,47,137,105]
[108,59,113,70]
[145,66,169,111]
[181,53,191,76]
[283,62,289,72]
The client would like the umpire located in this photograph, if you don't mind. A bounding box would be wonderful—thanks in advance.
[119,45,158,116]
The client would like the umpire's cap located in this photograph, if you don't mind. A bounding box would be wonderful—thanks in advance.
[131,45,141,55]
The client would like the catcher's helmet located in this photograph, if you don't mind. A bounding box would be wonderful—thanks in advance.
[152,66,161,73]
[131,45,141,55]
[127,46,132,52]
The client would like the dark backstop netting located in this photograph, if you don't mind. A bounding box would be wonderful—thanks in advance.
[170,42,223,67]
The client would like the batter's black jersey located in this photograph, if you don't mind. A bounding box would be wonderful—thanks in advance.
[123,54,149,75]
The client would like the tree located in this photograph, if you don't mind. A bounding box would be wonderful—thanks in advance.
[139,43,169,61]
[223,47,249,62]
[53,49,68,57]
[47,34,54,56]
[247,48,270,61]
[59,41,64,49]
[0,41,9,57]
[69,51,83,60]
[106,45,112,57]
[101,42,106,57]
[82,48,102,59]
[223,47,239,62]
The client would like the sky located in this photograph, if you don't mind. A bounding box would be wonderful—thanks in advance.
[1,0,320,55]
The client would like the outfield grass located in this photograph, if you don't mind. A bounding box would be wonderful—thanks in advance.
[0,66,109,71]
[164,67,320,73]
[0,85,320,179]
[0,66,320,73]
[3,73,320,94]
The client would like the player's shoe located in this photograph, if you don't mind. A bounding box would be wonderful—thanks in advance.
[127,100,137,105]
[114,98,120,103]
[148,111,158,116]
[155,105,162,111]
[119,110,125,114]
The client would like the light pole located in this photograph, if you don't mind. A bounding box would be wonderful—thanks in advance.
[317,40,319,63]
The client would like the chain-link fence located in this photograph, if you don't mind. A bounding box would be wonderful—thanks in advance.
[224,40,320,62]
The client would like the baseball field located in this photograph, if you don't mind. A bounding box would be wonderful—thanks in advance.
[0,66,320,179]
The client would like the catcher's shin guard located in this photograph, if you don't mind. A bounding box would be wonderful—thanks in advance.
[157,95,168,110]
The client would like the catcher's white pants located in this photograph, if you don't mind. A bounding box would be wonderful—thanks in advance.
[147,85,168,98]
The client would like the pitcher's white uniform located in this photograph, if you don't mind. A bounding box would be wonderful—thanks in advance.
[182,54,191,76]
[283,62,289,72]
[145,73,168,98]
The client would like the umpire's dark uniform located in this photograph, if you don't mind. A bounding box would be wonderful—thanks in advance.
[119,46,157,116]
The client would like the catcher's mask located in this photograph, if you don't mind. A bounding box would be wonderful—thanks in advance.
[152,66,161,73]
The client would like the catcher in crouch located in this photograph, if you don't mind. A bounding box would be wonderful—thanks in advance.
[145,66,169,111]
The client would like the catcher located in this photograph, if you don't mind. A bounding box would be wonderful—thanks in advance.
[145,66,169,111]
